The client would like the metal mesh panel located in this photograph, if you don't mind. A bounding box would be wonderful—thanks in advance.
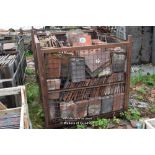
[45,46,127,124]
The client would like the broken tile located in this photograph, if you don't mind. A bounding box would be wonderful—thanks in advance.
[80,49,110,73]
[130,120,138,128]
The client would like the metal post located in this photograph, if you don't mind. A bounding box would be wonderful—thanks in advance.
[124,35,132,110]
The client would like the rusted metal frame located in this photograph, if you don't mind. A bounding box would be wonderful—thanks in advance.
[110,35,126,42]
[124,35,132,110]
[41,42,129,53]
[33,30,43,97]
[35,42,50,127]
[32,30,43,103]
[34,34,40,44]
[35,29,95,36]
[48,81,125,93]
[31,29,39,81]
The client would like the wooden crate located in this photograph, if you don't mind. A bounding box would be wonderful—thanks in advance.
[0,86,30,129]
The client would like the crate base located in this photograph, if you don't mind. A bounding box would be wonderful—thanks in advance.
[46,109,124,128]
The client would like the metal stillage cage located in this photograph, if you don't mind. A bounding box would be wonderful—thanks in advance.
[0,38,27,108]
[32,29,132,128]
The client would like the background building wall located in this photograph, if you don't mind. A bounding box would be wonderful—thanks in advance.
[116,26,153,65]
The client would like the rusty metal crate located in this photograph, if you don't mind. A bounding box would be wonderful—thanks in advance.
[32,28,132,128]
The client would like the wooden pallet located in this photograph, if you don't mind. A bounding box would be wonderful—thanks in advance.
[0,86,30,129]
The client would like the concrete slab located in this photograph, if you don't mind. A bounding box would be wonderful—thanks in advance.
[131,64,155,77]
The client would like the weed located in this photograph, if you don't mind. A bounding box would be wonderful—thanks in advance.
[120,108,141,121]
[91,118,110,129]
[25,62,44,128]
[131,67,143,85]
[112,116,120,125]
[76,124,86,129]
[137,87,145,94]
[136,95,144,101]
[30,103,45,128]
[25,50,33,57]
[25,68,34,76]
[26,82,39,104]
[150,106,155,114]
[37,108,45,119]
[131,67,155,87]
[144,76,154,86]
[137,67,143,81]
[26,82,45,128]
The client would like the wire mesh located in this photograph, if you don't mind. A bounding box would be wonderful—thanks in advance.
[45,47,127,123]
